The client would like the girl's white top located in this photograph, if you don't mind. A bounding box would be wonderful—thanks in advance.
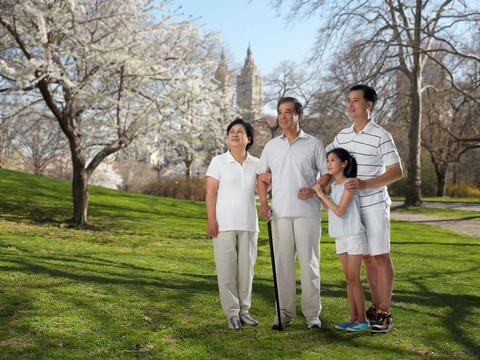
[328,180,366,238]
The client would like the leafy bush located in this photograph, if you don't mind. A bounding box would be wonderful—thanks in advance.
[446,184,480,198]
[142,177,206,201]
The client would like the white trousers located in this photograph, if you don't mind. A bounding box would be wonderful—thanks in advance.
[272,217,321,319]
[213,230,258,318]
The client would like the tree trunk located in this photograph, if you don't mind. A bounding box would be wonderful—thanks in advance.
[185,159,192,180]
[434,162,448,197]
[404,0,423,207]
[71,152,89,226]
[405,82,423,206]
[184,153,194,180]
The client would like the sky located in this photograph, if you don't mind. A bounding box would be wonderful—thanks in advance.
[173,0,320,76]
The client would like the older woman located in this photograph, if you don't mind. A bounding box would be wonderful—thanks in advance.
[206,118,260,330]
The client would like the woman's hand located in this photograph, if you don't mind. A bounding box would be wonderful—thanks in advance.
[259,203,272,221]
[206,219,219,238]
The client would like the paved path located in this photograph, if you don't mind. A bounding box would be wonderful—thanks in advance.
[390,201,480,237]
[391,200,480,212]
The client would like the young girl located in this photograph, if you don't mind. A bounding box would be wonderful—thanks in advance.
[313,148,369,332]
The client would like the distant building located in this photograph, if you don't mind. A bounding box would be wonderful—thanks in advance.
[236,45,263,122]
[214,50,233,106]
[213,46,275,158]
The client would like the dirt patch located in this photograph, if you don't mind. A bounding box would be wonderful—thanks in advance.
[0,338,27,350]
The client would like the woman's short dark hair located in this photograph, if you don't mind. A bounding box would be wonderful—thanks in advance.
[226,118,254,150]
[350,84,378,111]
[327,147,358,178]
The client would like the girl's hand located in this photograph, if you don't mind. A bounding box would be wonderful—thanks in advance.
[312,183,323,196]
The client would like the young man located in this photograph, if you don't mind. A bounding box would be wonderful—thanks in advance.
[257,97,329,330]
[326,84,403,333]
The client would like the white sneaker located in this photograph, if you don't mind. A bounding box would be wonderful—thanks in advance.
[306,316,321,329]
[240,313,259,326]
[271,313,292,329]
[228,315,242,330]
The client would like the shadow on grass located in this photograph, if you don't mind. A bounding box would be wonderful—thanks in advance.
[1,243,479,358]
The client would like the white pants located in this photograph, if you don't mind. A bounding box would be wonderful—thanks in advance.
[213,230,258,318]
[272,217,321,319]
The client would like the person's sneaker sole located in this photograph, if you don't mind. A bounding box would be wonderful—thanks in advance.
[371,326,392,333]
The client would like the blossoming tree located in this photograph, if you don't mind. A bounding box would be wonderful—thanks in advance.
[0,0,223,226]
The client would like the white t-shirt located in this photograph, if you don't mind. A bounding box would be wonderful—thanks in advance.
[206,151,259,232]
[257,131,328,219]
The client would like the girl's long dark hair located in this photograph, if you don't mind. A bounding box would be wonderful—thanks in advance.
[327,148,357,178]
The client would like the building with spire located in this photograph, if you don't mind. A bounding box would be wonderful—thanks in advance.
[236,46,263,122]
[214,50,233,105]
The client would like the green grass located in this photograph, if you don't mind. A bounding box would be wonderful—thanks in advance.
[1,169,479,359]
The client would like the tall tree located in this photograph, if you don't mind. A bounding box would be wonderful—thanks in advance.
[274,0,480,206]
[0,0,221,226]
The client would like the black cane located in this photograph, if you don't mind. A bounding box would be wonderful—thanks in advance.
[267,212,283,331]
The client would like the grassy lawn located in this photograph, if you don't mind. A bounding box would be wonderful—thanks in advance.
[1,169,479,359]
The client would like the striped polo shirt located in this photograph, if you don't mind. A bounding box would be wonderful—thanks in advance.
[326,120,401,209]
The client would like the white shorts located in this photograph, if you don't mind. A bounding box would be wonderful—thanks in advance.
[335,231,367,255]
[360,203,391,256]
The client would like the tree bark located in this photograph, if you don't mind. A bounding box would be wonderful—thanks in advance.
[404,0,424,207]
[434,162,448,197]
[72,155,89,226]
[405,77,423,206]
[185,155,193,180]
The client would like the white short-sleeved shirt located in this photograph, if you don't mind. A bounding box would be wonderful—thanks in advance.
[257,131,328,219]
[326,119,402,209]
[206,151,259,232]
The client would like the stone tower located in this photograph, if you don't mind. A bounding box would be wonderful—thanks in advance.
[214,50,233,105]
[236,46,263,122]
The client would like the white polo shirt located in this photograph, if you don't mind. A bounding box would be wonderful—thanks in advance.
[326,119,402,209]
[257,130,328,219]
[206,151,259,232]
